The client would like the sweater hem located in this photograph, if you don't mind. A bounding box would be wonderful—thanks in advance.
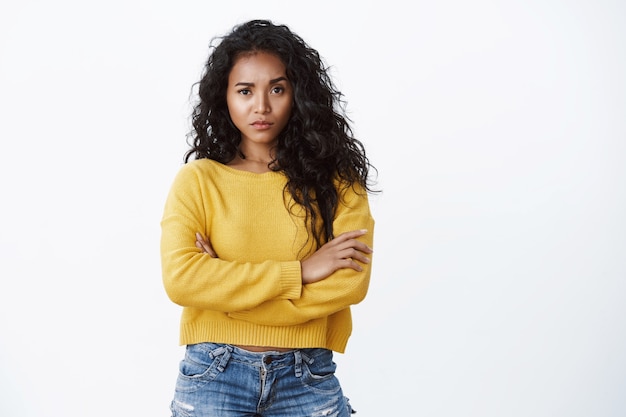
[178,320,349,353]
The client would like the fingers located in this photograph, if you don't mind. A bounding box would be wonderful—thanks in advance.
[195,232,218,258]
[337,257,364,272]
[332,230,373,252]
[332,229,369,243]
[341,247,371,265]
[331,230,373,265]
[327,229,373,268]
[300,229,373,284]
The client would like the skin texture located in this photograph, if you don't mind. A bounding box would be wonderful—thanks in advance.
[225,52,293,172]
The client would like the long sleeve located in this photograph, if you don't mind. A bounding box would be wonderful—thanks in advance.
[227,183,375,325]
[160,162,302,312]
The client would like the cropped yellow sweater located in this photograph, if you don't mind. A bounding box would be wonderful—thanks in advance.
[160,159,374,353]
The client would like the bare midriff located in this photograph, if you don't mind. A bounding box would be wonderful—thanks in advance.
[235,345,294,353]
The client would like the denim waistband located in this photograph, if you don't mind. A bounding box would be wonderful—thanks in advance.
[187,342,330,376]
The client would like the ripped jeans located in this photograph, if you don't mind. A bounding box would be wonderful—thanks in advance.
[170,342,355,417]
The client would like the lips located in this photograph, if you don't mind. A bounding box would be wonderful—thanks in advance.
[251,120,273,129]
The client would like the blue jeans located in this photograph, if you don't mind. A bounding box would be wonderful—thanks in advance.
[170,343,355,417]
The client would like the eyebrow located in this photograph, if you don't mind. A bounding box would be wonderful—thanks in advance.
[234,76,288,87]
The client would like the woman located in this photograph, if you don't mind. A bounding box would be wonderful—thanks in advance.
[161,19,376,417]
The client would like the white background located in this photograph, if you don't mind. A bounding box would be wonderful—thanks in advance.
[1,1,625,416]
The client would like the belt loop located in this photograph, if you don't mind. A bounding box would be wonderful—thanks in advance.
[209,345,233,373]
[294,350,303,377]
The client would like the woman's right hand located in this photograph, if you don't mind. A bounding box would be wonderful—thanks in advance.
[195,232,218,258]
[300,229,373,284]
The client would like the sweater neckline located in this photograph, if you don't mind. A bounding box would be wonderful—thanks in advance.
[206,158,284,180]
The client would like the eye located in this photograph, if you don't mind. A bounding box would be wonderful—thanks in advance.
[238,89,251,95]
[271,86,285,94]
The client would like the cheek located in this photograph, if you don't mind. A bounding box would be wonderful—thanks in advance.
[227,100,246,122]
[278,98,293,118]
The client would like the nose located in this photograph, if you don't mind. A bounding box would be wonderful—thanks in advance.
[254,94,270,114]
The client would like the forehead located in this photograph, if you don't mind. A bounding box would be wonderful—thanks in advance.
[229,52,287,81]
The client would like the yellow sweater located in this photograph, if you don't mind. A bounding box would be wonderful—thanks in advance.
[160,159,375,353]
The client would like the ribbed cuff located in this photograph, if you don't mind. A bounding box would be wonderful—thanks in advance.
[279,261,302,300]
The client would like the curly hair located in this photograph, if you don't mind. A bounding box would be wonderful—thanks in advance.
[185,19,376,248]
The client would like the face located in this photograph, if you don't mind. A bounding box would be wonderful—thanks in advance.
[226,52,293,148]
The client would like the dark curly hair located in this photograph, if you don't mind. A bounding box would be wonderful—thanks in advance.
[185,19,376,248]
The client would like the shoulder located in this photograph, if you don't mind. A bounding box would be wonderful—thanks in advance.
[173,158,224,180]
[171,158,289,195]
[335,179,368,200]
[180,158,222,173]
[335,180,371,213]
[167,159,225,192]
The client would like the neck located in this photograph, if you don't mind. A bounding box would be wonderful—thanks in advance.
[238,151,272,165]
[227,150,276,174]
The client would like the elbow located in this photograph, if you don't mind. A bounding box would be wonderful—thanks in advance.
[161,250,199,306]
[349,273,371,305]
[161,257,195,307]
[352,286,369,305]
[162,272,186,306]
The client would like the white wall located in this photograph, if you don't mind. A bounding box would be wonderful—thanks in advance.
[1,1,624,416]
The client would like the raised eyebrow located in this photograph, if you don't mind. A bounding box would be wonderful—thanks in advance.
[234,77,288,87]
[270,76,288,84]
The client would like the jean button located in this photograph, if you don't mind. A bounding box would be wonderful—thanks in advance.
[264,356,273,364]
